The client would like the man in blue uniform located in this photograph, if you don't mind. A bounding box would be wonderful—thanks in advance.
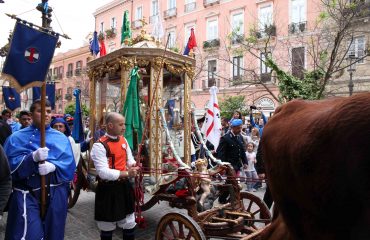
[4,99,75,240]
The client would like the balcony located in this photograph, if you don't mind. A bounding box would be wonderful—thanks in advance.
[75,68,82,76]
[131,19,143,29]
[184,2,196,13]
[232,76,243,86]
[203,78,219,89]
[260,73,271,83]
[288,21,306,35]
[66,70,73,78]
[164,8,177,19]
[256,24,276,39]
[203,39,220,49]
[203,0,220,7]
[231,34,245,45]
[105,28,117,39]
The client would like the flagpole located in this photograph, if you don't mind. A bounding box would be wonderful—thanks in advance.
[36,0,52,219]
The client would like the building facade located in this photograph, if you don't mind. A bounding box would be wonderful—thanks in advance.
[50,45,91,114]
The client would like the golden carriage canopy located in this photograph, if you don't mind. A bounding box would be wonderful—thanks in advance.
[86,35,196,177]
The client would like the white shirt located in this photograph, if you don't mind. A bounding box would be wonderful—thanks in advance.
[245,151,256,171]
[91,134,136,181]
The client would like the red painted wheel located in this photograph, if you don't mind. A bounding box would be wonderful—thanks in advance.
[155,212,206,240]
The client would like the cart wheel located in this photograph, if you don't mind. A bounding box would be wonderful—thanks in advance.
[155,212,206,240]
[68,156,85,209]
[68,175,81,209]
[240,192,272,229]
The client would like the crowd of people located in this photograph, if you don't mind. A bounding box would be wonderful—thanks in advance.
[192,107,272,208]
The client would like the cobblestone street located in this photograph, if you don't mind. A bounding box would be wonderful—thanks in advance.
[0,188,266,239]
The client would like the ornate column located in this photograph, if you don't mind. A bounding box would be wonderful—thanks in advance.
[87,69,97,140]
[183,65,195,165]
[149,57,163,179]
[87,68,97,172]
[118,57,134,109]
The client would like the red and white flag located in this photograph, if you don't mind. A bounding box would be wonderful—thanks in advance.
[201,86,222,149]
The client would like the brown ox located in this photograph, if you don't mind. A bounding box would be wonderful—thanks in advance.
[259,93,370,240]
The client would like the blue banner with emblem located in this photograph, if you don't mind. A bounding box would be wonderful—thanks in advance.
[2,86,21,111]
[32,82,56,109]
[1,21,59,92]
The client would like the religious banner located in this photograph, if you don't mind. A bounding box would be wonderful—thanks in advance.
[1,21,59,92]
[32,82,56,109]
[2,86,21,111]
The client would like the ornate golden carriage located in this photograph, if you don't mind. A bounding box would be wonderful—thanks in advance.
[86,34,195,177]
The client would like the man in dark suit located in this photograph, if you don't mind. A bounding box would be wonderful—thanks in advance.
[216,118,248,174]
[216,119,248,204]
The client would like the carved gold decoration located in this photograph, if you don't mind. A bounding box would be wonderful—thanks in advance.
[136,59,150,67]
[152,57,164,71]
[184,65,195,80]
[165,62,184,76]
[118,57,134,71]
[183,73,191,165]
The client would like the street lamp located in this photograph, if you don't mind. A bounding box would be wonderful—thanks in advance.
[347,53,358,96]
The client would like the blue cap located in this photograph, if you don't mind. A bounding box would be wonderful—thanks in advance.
[231,119,243,127]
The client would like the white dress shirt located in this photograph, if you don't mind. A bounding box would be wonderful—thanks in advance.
[91,134,136,181]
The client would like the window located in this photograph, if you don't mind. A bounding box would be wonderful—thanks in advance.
[75,61,82,76]
[111,17,117,29]
[67,63,73,78]
[231,12,244,44]
[348,36,365,63]
[152,0,159,15]
[291,0,306,23]
[168,30,176,48]
[58,66,63,78]
[260,52,271,82]
[53,67,58,76]
[231,12,244,35]
[185,0,196,12]
[207,60,217,88]
[168,0,176,9]
[100,22,104,34]
[136,6,143,20]
[260,52,271,74]
[76,61,82,70]
[233,56,243,83]
[259,4,273,30]
[291,47,305,79]
[206,19,218,41]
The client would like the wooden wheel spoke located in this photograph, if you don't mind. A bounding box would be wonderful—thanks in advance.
[185,231,193,240]
[251,208,261,216]
[162,229,173,239]
[240,192,272,229]
[168,221,179,237]
[178,221,185,238]
[247,200,253,211]
[156,213,206,240]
